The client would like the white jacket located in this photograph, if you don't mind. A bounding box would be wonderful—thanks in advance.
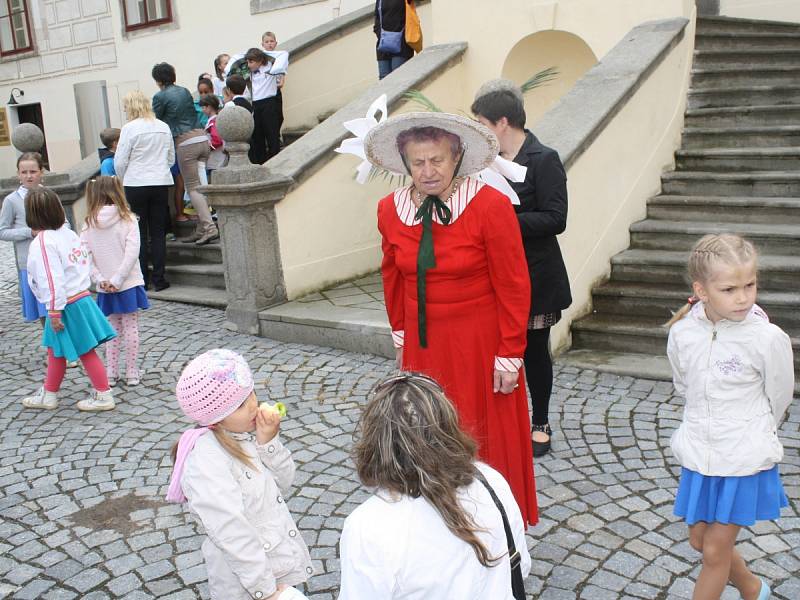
[338,462,531,600]
[115,117,175,187]
[182,432,313,600]
[667,302,794,477]
[27,226,91,312]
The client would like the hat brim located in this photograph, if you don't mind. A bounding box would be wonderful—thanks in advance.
[364,112,498,176]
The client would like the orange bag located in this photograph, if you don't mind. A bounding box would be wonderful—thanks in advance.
[405,0,423,53]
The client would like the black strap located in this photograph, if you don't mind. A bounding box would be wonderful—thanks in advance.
[474,470,526,600]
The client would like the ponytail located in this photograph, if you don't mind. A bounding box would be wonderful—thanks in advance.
[665,297,696,328]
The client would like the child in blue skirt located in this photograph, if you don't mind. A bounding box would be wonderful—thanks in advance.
[0,152,47,323]
[666,233,794,600]
[21,188,117,412]
[81,176,149,386]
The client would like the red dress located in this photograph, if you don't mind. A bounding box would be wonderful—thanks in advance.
[378,180,539,525]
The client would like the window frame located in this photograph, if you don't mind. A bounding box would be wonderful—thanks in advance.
[0,0,34,57]
[121,0,173,32]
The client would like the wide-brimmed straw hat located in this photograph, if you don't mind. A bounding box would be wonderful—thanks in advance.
[363,112,499,176]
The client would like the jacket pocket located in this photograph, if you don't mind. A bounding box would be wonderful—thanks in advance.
[261,527,297,579]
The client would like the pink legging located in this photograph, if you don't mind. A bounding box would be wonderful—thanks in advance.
[106,313,140,380]
[44,348,109,393]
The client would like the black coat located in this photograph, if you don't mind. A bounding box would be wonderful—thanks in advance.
[373,0,414,60]
[511,131,572,316]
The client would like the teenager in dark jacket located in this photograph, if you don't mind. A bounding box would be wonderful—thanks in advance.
[472,81,572,458]
[373,0,415,79]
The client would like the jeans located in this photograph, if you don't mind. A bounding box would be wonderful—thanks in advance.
[125,185,169,287]
[378,55,409,79]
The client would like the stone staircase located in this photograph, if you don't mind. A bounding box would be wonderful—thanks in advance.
[564,15,800,385]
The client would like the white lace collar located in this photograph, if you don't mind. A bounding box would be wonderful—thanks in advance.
[393,176,485,226]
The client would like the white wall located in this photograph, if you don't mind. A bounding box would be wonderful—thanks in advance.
[719,0,800,23]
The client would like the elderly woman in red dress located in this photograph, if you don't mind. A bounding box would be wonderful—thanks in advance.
[364,113,538,525]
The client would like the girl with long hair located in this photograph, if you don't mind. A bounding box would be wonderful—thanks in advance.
[339,372,531,599]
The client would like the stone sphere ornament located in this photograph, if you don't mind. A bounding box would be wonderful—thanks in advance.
[217,105,254,143]
[12,123,44,153]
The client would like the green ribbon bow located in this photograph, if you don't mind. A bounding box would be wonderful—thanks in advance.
[414,195,452,348]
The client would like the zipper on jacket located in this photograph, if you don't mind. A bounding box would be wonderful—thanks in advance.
[704,326,717,473]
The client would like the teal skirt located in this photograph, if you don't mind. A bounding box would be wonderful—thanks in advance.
[42,296,117,362]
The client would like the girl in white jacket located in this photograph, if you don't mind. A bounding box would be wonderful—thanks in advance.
[21,188,117,411]
[167,349,312,600]
[80,176,149,386]
[666,234,794,600]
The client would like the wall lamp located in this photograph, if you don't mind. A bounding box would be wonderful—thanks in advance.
[8,87,24,105]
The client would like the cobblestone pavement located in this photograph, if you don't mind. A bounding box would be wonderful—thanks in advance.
[0,242,798,600]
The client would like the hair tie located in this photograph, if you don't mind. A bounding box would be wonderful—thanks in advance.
[687,296,699,305]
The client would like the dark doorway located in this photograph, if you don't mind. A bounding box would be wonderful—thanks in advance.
[15,103,49,169]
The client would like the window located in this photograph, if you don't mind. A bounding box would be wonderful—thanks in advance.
[0,0,33,56]
[122,0,172,31]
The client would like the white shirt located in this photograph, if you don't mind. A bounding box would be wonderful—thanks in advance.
[249,51,290,101]
[115,117,175,187]
[338,462,531,600]
[668,302,794,476]
[27,225,91,312]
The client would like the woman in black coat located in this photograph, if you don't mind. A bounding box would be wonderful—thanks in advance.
[373,0,415,79]
[472,82,572,458]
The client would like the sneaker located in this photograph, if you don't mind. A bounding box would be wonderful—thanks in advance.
[67,361,79,369]
[166,233,177,241]
[126,378,140,387]
[108,377,117,388]
[758,580,771,600]
[22,387,59,410]
[77,389,115,412]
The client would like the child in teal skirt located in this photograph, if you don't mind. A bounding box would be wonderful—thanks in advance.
[667,233,794,600]
[21,188,117,412]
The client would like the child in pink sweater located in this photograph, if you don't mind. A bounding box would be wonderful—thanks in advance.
[81,176,150,386]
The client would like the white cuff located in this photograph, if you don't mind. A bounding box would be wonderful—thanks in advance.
[391,330,405,349]
[494,357,523,372]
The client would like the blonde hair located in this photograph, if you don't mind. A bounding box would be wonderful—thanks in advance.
[170,426,257,471]
[666,233,758,327]
[353,372,499,567]
[85,176,135,228]
[123,90,155,121]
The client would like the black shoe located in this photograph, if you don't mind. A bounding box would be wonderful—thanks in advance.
[532,424,552,458]
[153,281,171,292]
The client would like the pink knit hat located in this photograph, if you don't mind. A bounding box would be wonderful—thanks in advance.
[176,349,254,426]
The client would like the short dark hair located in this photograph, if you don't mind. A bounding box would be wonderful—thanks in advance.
[152,62,176,86]
[470,89,526,130]
[198,94,221,111]
[25,188,65,231]
[99,128,120,148]
[197,77,213,90]
[244,48,267,65]
[225,74,247,95]
[17,151,43,170]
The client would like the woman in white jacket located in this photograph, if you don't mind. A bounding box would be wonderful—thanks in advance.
[167,349,312,600]
[666,234,794,600]
[339,372,531,600]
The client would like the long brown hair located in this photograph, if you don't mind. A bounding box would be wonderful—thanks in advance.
[353,372,498,567]
[666,233,758,327]
[25,187,65,231]
[85,176,135,228]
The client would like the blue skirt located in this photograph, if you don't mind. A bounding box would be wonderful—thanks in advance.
[18,270,47,321]
[674,465,788,526]
[42,296,117,362]
[96,285,150,316]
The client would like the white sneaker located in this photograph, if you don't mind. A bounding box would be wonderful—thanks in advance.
[77,389,115,412]
[126,378,140,387]
[22,387,59,410]
[108,377,117,388]
[67,361,79,369]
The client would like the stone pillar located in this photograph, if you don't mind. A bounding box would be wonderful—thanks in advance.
[203,105,293,335]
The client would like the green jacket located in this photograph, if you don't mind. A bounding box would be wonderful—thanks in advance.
[152,84,200,137]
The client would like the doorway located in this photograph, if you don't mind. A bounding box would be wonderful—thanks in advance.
[15,103,50,169]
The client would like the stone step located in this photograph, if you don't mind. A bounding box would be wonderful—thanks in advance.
[694,32,800,52]
[146,284,228,308]
[610,249,800,288]
[688,85,800,109]
[675,147,800,171]
[661,170,800,196]
[163,262,226,290]
[629,219,800,255]
[697,16,800,36]
[647,195,800,224]
[164,240,222,264]
[681,125,800,149]
[591,282,800,332]
[684,105,800,128]
[571,315,800,371]
[693,49,800,69]
[691,66,800,90]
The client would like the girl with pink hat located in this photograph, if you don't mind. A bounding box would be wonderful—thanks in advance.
[167,348,312,600]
